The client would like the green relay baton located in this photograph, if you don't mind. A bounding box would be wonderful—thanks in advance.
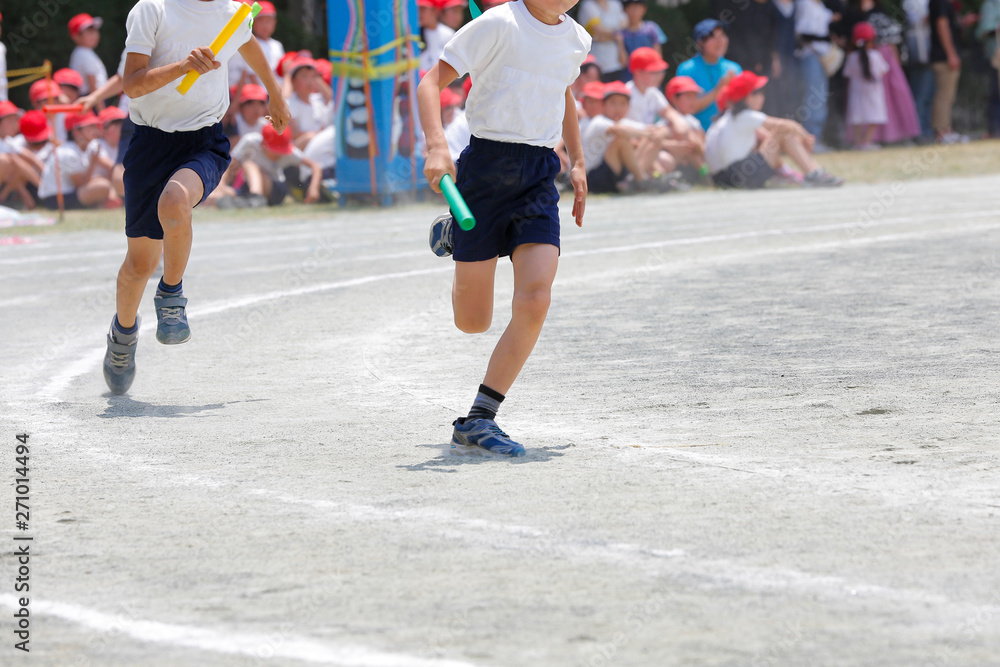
[440,174,476,231]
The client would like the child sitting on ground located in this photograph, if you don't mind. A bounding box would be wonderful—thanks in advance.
[37,112,113,209]
[224,124,322,206]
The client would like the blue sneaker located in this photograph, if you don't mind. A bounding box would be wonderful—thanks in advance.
[103,316,139,395]
[429,213,454,257]
[451,417,526,457]
[154,292,191,344]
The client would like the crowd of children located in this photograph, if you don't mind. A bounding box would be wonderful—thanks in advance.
[0,4,335,212]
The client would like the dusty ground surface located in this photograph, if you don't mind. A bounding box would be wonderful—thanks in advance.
[1,175,999,666]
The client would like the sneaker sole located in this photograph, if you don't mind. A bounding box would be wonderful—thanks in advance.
[450,435,526,457]
[156,329,191,345]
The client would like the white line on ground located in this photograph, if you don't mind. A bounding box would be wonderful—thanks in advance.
[0,595,478,667]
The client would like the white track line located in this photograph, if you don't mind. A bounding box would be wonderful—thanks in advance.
[0,595,477,666]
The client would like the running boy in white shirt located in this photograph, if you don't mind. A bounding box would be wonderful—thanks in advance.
[418,0,590,456]
[103,0,291,395]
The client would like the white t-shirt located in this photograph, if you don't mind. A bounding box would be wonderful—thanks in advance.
[795,0,833,56]
[0,42,7,101]
[69,46,109,96]
[420,24,456,72]
[125,0,253,132]
[231,132,304,182]
[704,108,768,173]
[300,125,336,182]
[88,138,115,178]
[288,92,333,134]
[444,109,472,161]
[7,135,53,164]
[581,114,644,169]
[626,81,668,126]
[228,36,284,85]
[577,0,627,73]
[235,113,268,137]
[39,142,92,198]
[441,0,591,148]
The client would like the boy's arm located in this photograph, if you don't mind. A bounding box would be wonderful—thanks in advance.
[123,49,220,98]
[416,61,460,192]
[301,155,322,203]
[81,74,124,112]
[239,37,292,133]
[561,87,586,227]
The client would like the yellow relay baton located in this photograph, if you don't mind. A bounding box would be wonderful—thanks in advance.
[176,2,260,95]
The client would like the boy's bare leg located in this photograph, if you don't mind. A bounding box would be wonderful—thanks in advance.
[116,236,163,328]
[452,257,498,333]
[158,168,204,286]
[242,161,266,197]
[78,178,112,207]
[605,136,647,181]
[482,243,558,395]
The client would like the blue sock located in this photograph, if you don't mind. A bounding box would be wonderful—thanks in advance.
[157,278,182,294]
[467,384,505,421]
[115,314,139,336]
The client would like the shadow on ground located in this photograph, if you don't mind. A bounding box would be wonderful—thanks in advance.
[399,443,573,472]
[99,397,269,419]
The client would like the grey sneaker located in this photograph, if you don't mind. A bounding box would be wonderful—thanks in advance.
[451,417,526,457]
[103,316,139,395]
[429,213,454,257]
[154,292,191,344]
[804,169,844,187]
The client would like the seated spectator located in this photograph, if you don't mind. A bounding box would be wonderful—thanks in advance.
[92,106,126,177]
[578,80,607,133]
[618,0,667,79]
[705,72,843,189]
[439,0,469,30]
[97,106,127,199]
[229,1,283,86]
[54,68,84,104]
[222,125,322,207]
[582,81,673,193]
[625,47,671,125]
[572,55,603,101]
[37,112,113,210]
[676,19,743,130]
[68,13,107,98]
[284,56,333,150]
[418,0,456,72]
[0,110,53,209]
[663,76,709,182]
[235,84,270,138]
[28,80,69,143]
[301,126,336,187]
[0,11,6,102]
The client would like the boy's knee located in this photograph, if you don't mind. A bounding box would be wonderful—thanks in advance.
[121,252,158,279]
[158,183,193,225]
[513,288,551,321]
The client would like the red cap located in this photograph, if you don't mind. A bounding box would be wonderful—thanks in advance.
[439,0,468,7]
[239,84,269,103]
[582,54,597,68]
[20,111,51,143]
[275,52,298,77]
[288,56,317,77]
[262,124,294,154]
[98,106,128,124]
[0,12,4,22]
[722,71,768,105]
[29,79,62,103]
[68,13,103,37]
[716,89,729,111]
[440,87,462,108]
[852,21,876,44]
[628,47,669,73]
[313,58,333,85]
[581,81,606,100]
[0,100,21,119]
[417,0,438,7]
[64,112,100,132]
[257,1,277,16]
[54,68,84,89]
[602,80,631,99]
[665,75,703,99]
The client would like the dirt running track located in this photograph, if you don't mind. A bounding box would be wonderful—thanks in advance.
[1,175,999,666]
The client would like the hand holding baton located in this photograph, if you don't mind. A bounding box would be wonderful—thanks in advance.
[176,2,260,95]
[439,174,475,231]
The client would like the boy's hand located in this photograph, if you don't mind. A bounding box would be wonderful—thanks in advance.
[180,47,221,75]
[266,98,292,135]
[305,185,320,204]
[570,163,587,227]
[423,146,456,193]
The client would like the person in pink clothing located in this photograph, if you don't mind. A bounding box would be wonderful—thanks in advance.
[844,22,890,150]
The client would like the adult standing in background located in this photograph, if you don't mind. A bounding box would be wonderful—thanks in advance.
[769,0,803,118]
[795,0,838,151]
[928,0,967,143]
[579,0,629,81]
[905,0,936,141]
[676,19,743,130]
[976,0,1000,137]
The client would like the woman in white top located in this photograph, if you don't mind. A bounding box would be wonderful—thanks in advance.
[705,71,842,188]
[578,0,628,81]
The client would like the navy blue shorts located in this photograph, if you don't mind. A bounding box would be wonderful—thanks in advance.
[453,136,562,263]
[712,152,776,190]
[123,122,231,239]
